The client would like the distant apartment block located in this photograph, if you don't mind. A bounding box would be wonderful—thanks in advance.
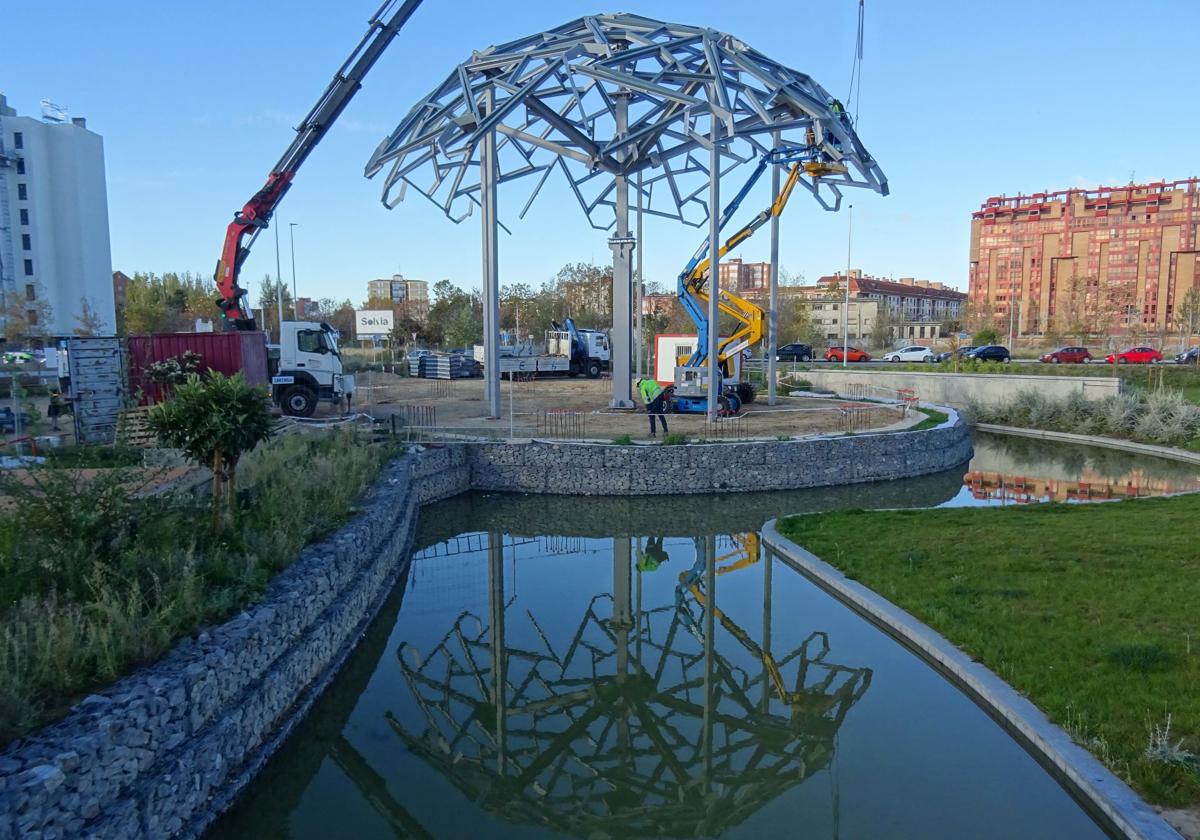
[718,258,771,294]
[0,94,115,336]
[802,270,965,341]
[969,178,1200,334]
[367,274,429,322]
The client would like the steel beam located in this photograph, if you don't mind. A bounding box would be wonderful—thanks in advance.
[768,129,780,405]
[635,169,645,377]
[480,90,502,418]
[608,91,635,409]
[706,118,720,421]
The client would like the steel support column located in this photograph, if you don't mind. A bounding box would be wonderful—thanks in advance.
[702,534,716,789]
[635,169,645,377]
[609,91,636,409]
[481,90,502,418]
[487,531,507,772]
[707,120,721,421]
[768,130,781,405]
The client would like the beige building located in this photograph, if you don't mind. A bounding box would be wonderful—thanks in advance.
[804,296,878,343]
[367,274,429,322]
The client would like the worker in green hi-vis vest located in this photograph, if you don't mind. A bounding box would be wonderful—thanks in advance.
[636,377,670,438]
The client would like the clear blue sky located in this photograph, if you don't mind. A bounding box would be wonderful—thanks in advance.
[3,1,1197,307]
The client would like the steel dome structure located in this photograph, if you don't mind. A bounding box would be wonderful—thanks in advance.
[366,12,888,414]
[365,12,887,227]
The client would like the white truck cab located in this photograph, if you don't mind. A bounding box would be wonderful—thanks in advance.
[270,321,355,416]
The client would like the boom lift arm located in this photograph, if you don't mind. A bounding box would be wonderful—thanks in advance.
[214,0,425,330]
[677,146,836,373]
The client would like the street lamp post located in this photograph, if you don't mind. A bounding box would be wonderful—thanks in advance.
[288,223,299,319]
[842,205,853,369]
[273,222,284,341]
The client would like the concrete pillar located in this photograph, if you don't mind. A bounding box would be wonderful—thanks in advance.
[608,91,636,409]
[768,132,781,406]
[480,90,502,419]
[707,120,721,421]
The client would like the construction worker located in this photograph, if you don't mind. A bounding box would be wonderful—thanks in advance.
[636,377,670,438]
[48,390,63,432]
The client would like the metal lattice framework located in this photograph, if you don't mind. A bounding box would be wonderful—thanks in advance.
[365,13,888,229]
[387,543,872,837]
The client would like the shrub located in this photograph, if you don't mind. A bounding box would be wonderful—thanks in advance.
[660,432,689,446]
[611,434,633,445]
[0,428,393,743]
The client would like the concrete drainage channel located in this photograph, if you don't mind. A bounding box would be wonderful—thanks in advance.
[760,521,1184,840]
[1,410,985,838]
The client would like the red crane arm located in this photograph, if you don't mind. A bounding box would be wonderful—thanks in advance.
[213,0,425,330]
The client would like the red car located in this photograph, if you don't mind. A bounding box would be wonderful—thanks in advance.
[1041,346,1093,364]
[1105,346,1163,365]
[825,346,871,363]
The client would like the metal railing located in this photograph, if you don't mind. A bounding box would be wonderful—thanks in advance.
[538,409,587,439]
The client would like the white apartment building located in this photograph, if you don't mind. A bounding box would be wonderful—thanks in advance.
[0,94,115,338]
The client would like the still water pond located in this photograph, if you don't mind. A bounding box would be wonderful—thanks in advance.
[211,436,1197,839]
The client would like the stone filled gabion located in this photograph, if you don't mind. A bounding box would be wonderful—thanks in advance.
[0,416,968,839]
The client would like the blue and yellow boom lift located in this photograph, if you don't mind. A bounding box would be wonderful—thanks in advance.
[672,144,849,415]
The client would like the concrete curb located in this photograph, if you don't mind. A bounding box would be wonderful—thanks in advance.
[761,518,1184,840]
[974,423,1200,466]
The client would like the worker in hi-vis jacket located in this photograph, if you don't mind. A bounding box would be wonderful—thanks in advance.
[636,378,670,438]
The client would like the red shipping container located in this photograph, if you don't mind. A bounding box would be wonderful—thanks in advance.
[126,331,269,405]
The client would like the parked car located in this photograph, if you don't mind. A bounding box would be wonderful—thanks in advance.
[964,345,1011,362]
[776,342,814,362]
[1105,346,1162,365]
[883,345,934,363]
[935,346,976,363]
[1175,347,1199,364]
[825,346,871,363]
[0,407,32,433]
[1041,346,1093,364]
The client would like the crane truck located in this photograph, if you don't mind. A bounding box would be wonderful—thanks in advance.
[211,0,425,415]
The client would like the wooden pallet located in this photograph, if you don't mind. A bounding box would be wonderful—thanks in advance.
[115,406,158,448]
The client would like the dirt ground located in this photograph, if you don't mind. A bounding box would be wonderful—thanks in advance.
[349,372,913,440]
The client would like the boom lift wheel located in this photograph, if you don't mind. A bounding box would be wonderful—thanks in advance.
[586,359,601,378]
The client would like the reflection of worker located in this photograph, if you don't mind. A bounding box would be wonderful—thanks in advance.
[638,536,669,572]
[636,377,669,438]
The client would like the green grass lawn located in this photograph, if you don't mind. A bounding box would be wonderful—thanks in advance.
[778,497,1200,808]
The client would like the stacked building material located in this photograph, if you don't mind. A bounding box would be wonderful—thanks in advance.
[419,353,475,379]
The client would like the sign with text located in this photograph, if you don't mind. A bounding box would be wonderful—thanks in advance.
[355,309,393,337]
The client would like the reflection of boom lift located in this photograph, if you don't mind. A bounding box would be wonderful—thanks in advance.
[672,144,847,415]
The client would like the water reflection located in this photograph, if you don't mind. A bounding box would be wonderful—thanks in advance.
[951,433,1200,506]
[387,532,870,837]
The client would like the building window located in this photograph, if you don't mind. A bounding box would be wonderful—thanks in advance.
[26,310,37,326]
[23,259,33,276]
[19,209,28,225]
[21,234,31,250]
[24,284,35,301]
[15,159,25,175]
[13,132,22,150]
[17,183,28,200]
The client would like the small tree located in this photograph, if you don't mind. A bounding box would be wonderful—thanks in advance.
[74,297,108,336]
[146,372,274,526]
[973,326,1000,345]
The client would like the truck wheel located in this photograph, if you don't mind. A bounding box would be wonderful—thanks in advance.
[282,385,318,418]
[586,360,601,378]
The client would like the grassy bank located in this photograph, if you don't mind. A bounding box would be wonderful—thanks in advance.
[0,430,395,744]
[965,389,1200,451]
[777,498,1200,808]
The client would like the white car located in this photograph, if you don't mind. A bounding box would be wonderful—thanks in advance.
[884,345,935,363]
